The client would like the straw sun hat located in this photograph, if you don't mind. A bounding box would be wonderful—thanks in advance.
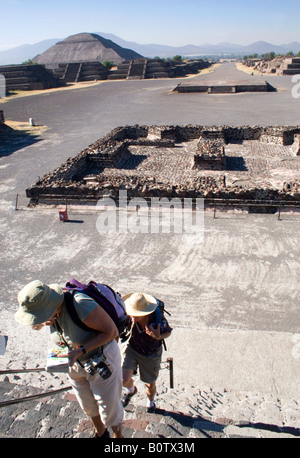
[15,280,64,326]
[122,292,158,317]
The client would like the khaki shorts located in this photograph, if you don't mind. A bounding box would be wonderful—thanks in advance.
[68,340,123,426]
[122,344,162,384]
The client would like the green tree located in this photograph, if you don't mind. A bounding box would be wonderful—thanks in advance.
[172,55,183,63]
[102,60,114,69]
[261,52,276,61]
[22,59,36,65]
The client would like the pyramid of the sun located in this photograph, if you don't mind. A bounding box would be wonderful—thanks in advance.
[33,32,143,65]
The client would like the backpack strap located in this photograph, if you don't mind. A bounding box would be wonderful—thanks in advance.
[152,301,171,351]
[65,279,119,327]
[86,282,119,325]
[64,288,125,334]
[64,291,93,332]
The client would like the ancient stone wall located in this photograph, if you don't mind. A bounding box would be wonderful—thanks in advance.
[0,64,61,91]
[193,136,226,170]
[26,124,300,208]
[108,59,211,80]
[243,57,300,76]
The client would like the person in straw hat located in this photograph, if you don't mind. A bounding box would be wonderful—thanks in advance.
[15,280,124,438]
[121,292,172,413]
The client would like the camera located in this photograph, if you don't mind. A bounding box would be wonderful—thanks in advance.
[84,353,112,380]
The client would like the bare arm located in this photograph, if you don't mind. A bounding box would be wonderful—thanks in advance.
[68,306,118,366]
[145,323,172,341]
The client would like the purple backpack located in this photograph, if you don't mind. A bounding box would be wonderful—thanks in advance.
[64,278,130,337]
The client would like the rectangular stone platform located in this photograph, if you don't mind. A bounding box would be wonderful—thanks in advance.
[174,81,275,93]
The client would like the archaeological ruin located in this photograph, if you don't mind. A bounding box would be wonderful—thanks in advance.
[32,33,212,83]
[108,59,211,80]
[0,64,61,92]
[173,80,275,93]
[26,124,300,212]
[243,57,300,76]
[33,33,143,65]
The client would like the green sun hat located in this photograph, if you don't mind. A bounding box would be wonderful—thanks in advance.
[15,280,64,326]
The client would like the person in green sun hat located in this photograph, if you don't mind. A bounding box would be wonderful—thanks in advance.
[15,279,123,438]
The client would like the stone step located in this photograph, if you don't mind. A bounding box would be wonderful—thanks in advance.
[0,378,299,439]
[283,69,300,75]
[107,74,127,80]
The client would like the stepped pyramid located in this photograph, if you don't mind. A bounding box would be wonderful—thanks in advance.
[33,32,143,65]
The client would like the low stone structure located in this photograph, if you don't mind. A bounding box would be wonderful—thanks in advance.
[108,59,211,80]
[243,57,300,76]
[26,124,300,210]
[193,131,226,170]
[0,64,60,91]
[50,61,109,83]
[174,81,275,93]
[0,59,212,90]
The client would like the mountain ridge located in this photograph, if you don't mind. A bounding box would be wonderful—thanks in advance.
[0,32,299,65]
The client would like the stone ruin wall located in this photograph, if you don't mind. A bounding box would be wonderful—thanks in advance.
[26,124,300,206]
[243,57,300,76]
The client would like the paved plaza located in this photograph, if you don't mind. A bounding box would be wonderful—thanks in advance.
[0,63,300,439]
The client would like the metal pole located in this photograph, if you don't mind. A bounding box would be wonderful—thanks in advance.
[0,386,72,408]
[0,368,46,374]
[167,357,174,388]
[15,194,19,211]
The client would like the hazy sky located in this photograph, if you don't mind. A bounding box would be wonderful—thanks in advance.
[1,0,300,50]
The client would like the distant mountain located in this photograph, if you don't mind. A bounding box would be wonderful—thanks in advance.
[0,33,299,65]
[95,33,244,57]
[240,41,298,55]
[96,33,300,57]
[0,39,60,65]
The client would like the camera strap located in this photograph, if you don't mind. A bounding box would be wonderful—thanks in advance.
[53,319,105,369]
[53,319,70,349]
[53,319,86,369]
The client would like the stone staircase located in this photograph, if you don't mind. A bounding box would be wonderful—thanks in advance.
[62,63,82,82]
[282,58,300,75]
[107,62,131,80]
[50,62,109,83]
[0,376,299,439]
[108,59,176,80]
[127,60,147,79]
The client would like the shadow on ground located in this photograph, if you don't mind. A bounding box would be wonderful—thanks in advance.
[0,123,43,157]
